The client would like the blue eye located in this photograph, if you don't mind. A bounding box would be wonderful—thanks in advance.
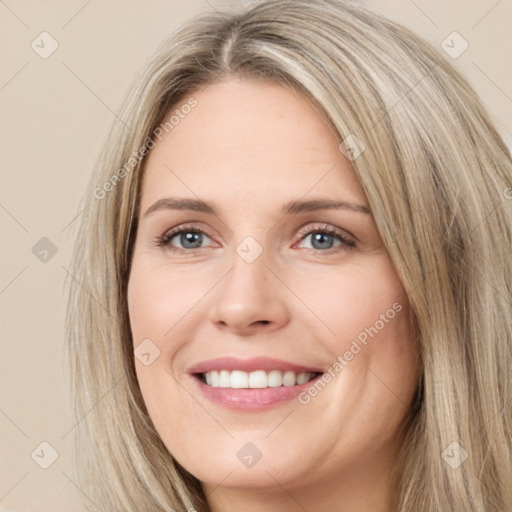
[302,231,343,250]
[296,226,356,252]
[155,223,356,254]
[156,227,213,250]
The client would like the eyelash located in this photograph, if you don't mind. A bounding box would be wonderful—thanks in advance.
[154,223,356,255]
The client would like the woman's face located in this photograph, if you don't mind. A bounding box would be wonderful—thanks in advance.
[128,78,420,497]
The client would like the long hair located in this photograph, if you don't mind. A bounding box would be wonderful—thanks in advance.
[64,0,512,510]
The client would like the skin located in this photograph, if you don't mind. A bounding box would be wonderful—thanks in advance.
[128,78,421,512]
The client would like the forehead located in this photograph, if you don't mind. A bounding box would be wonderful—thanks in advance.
[141,78,367,210]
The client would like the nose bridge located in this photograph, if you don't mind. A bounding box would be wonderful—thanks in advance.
[226,233,272,300]
[235,234,266,267]
[209,233,289,333]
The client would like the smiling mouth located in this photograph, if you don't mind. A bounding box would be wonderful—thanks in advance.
[196,369,322,389]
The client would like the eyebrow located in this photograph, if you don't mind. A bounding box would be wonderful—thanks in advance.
[143,197,371,218]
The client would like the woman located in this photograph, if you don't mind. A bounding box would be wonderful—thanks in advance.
[65,0,512,510]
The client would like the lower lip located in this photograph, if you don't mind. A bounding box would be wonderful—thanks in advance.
[190,374,323,411]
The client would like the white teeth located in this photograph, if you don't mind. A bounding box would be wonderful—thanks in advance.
[202,370,317,388]
[249,370,267,388]
[296,372,310,385]
[282,371,296,387]
[231,370,249,389]
[219,370,230,387]
[267,370,283,387]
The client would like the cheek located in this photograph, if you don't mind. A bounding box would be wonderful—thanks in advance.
[284,259,418,453]
[288,256,410,353]
[290,256,418,406]
[128,261,212,345]
[127,259,220,426]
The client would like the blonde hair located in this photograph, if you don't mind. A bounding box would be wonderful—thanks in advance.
[64,0,512,510]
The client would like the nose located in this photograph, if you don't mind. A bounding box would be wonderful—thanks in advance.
[208,246,290,336]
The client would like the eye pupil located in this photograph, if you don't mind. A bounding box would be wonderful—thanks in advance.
[181,231,202,248]
[311,232,334,250]
[161,227,351,253]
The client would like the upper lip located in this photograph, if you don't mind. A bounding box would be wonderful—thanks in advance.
[188,357,324,374]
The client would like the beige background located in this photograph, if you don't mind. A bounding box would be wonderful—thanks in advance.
[0,0,510,510]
